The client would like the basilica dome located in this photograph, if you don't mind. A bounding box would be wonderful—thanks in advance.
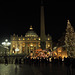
[25,26,38,37]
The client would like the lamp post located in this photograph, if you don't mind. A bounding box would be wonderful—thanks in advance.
[2,39,11,56]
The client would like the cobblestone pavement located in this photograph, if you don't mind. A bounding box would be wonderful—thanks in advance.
[0,63,75,75]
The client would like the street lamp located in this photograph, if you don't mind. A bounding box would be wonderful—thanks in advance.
[2,39,11,56]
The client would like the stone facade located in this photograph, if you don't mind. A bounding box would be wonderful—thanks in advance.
[10,26,52,55]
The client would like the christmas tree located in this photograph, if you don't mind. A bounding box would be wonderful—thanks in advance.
[65,20,75,58]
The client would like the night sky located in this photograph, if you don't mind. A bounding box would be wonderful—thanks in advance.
[0,0,75,43]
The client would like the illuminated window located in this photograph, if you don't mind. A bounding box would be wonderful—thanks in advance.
[48,44,50,47]
[39,45,41,47]
[30,43,33,46]
[22,43,25,47]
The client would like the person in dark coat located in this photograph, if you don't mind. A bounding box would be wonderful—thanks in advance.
[64,57,71,75]
[5,57,8,64]
[23,57,26,64]
[19,58,21,64]
[15,58,18,64]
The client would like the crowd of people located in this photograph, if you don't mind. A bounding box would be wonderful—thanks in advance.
[0,56,75,75]
[0,56,74,67]
[0,55,75,69]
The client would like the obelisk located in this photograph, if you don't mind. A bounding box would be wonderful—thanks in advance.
[40,0,46,50]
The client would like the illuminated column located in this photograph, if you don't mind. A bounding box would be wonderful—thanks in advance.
[37,43,38,49]
[15,42,17,54]
[20,44,22,53]
[25,43,26,54]
[10,41,13,54]
[26,44,27,54]
[24,43,26,54]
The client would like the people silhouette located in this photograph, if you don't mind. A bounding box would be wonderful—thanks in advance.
[71,58,75,75]
[5,57,8,65]
[15,58,18,64]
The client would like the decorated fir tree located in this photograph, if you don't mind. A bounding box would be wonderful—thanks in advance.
[65,20,75,57]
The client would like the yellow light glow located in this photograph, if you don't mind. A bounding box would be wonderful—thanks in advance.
[28,38,29,40]
[57,47,62,52]
[34,38,36,40]
[30,43,33,46]
[54,52,57,55]
[48,44,50,47]
[30,44,33,46]
[39,45,41,47]
[22,43,25,47]
[49,58,52,62]
[19,38,20,40]
[58,50,62,52]
[31,48,33,49]
[30,25,33,30]
[48,38,50,40]
[13,45,15,47]
[23,38,25,40]
[62,55,68,59]
[30,28,33,30]
[39,38,41,40]
[13,51,14,53]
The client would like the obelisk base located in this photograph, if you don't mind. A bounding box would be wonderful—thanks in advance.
[40,41,46,50]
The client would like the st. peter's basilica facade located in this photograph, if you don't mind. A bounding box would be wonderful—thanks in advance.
[10,26,52,55]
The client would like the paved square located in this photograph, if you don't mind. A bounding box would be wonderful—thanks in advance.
[0,63,75,75]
